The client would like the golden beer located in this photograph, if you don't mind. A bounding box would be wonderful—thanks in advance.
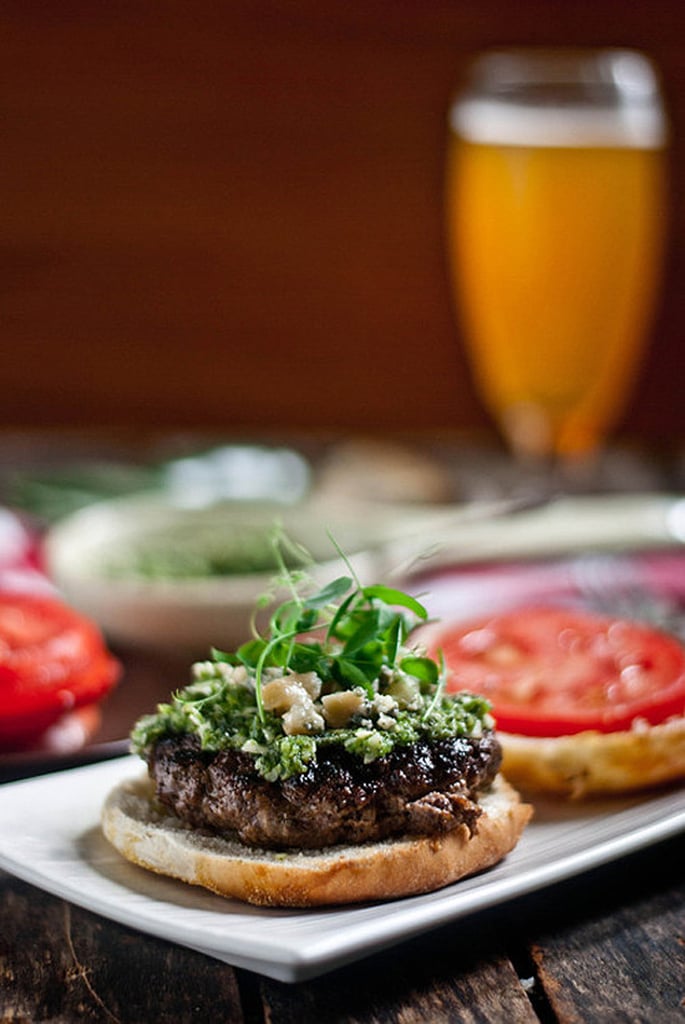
[446,52,668,458]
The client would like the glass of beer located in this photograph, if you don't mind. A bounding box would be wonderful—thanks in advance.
[446,49,668,466]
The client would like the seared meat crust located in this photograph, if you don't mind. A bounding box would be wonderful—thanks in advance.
[147,732,502,849]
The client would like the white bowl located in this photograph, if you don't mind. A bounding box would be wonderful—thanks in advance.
[44,494,405,655]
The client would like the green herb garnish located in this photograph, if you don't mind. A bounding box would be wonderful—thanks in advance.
[131,529,493,780]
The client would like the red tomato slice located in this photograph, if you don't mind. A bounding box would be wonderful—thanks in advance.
[433,605,685,737]
[0,592,120,746]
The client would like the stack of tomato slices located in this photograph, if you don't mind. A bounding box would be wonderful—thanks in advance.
[0,591,120,751]
[435,605,685,737]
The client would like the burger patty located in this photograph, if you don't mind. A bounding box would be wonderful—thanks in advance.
[147,731,503,849]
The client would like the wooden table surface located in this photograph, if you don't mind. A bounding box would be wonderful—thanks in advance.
[1,434,684,1022]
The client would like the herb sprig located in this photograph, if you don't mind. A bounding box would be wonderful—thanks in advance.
[212,529,435,722]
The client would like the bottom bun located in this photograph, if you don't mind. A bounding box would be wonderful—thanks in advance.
[500,715,685,798]
[102,773,531,907]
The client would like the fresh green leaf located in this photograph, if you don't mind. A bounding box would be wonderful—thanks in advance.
[333,657,376,695]
[386,616,403,664]
[325,590,359,640]
[400,655,439,684]
[210,646,239,665]
[235,638,268,668]
[303,576,353,610]
[342,611,383,655]
[362,585,428,620]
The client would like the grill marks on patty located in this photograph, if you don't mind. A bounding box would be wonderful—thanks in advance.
[147,732,503,849]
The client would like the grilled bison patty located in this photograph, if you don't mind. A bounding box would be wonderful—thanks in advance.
[146,732,502,849]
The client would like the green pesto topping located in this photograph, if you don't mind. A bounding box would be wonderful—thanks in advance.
[130,533,493,781]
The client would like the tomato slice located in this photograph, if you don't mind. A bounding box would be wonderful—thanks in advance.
[0,592,120,746]
[433,605,685,737]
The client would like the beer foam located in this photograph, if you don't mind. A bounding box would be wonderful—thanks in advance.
[450,98,667,149]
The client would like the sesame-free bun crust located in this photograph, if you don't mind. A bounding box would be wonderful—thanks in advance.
[499,716,685,799]
[102,773,531,907]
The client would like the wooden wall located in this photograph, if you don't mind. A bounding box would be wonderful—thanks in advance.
[1,2,684,444]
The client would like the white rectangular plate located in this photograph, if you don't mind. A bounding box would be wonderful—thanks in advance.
[0,756,683,982]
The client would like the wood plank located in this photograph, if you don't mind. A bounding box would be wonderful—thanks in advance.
[0,874,244,1023]
[258,925,538,1023]
[531,889,685,1023]
[527,838,685,1023]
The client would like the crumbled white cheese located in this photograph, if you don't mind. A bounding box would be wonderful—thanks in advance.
[321,688,366,728]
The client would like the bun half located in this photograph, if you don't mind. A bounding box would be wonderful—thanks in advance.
[102,773,531,907]
[500,715,685,798]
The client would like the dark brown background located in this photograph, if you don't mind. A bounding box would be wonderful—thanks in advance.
[1,2,684,444]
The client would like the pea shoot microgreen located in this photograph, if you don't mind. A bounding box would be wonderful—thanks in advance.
[212,527,432,723]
